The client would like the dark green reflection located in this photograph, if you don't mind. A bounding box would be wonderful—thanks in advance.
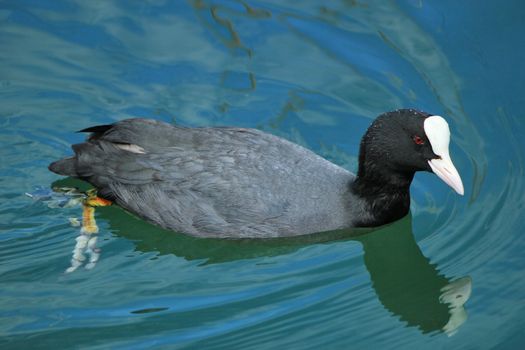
[52,178,471,335]
[356,216,471,335]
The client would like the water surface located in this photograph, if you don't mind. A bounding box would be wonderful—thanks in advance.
[1,1,525,349]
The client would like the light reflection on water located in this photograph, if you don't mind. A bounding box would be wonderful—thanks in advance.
[1,1,524,349]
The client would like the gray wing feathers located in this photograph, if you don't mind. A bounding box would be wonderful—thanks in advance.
[69,118,353,237]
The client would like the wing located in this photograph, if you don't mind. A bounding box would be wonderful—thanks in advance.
[72,119,353,237]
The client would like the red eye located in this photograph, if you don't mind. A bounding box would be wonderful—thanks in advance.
[413,135,424,145]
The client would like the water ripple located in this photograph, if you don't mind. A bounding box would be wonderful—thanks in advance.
[1,1,524,349]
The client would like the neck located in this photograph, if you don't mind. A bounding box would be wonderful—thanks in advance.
[351,163,414,227]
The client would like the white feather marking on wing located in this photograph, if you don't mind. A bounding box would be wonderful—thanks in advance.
[114,143,146,154]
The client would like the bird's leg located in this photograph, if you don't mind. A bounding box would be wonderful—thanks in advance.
[84,188,113,208]
[65,189,111,273]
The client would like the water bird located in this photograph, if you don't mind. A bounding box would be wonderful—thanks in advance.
[49,109,464,238]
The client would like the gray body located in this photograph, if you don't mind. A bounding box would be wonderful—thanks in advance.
[53,119,370,238]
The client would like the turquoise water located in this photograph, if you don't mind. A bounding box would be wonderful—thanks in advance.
[1,1,524,349]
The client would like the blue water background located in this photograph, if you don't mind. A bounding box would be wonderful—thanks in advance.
[1,1,525,349]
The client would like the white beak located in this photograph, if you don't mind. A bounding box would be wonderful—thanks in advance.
[428,157,464,195]
[424,116,464,196]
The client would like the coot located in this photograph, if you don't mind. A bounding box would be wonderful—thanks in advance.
[49,109,464,238]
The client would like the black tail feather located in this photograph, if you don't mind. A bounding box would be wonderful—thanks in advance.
[77,124,113,133]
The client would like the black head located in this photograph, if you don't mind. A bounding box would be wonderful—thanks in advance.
[358,109,436,178]
[352,109,464,226]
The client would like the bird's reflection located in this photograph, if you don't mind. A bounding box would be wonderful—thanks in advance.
[50,178,472,336]
[355,217,471,335]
